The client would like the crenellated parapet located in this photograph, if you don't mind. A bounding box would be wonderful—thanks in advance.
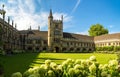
[53,20,62,23]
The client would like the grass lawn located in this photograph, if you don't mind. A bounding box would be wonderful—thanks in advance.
[0,53,117,77]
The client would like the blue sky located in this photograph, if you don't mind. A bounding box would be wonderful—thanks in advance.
[0,0,120,35]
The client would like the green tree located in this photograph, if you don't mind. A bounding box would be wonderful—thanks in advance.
[88,24,108,36]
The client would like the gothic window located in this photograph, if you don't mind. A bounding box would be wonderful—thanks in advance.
[36,40,41,44]
[67,42,69,46]
[27,40,32,44]
[116,43,118,45]
[55,24,59,29]
[113,43,115,45]
[54,30,60,35]
[54,38,60,43]
[43,40,47,45]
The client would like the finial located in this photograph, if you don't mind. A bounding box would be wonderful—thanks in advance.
[8,16,10,24]
[0,4,6,20]
[61,15,63,21]
[15,23,17,29]
[50,9,52,15]
[2,4,5,9]
[12,20,14,27]
[30,26,31,30]
[49,9,53,18]
[38,25,40,31]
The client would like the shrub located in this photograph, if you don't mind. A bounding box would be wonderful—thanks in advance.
[96,46,114,51]
[0,49,6,55]
[117,52,120,64]
[12,50,23,54]
[11,72,22,77]
[11,56,120,77]
[89,56,96,61]
[96,46,120,53]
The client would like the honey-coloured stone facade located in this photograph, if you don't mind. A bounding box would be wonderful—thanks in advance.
[0,10,120,53]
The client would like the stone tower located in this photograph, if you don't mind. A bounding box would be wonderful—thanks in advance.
[48,9,63,52]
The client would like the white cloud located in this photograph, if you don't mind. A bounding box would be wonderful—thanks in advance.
[109,25,114,28]
[3,0,40,30]
[53,12,72,22]
[8,0,17,4]
[0,0,72,30]
[72,0,81,13]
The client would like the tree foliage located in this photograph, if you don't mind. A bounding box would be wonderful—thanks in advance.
[88,24,108,36]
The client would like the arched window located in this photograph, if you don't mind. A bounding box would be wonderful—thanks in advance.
[27,40,32,44]
[54,30,60,35]
[108,43,110,45]
[55,24,59,29]
[36,40,41,44]
[54,38,60,43]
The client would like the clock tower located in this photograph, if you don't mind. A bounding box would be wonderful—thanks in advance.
[48,9,63,52]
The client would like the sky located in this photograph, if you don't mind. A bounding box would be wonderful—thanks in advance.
[0,0,120,35]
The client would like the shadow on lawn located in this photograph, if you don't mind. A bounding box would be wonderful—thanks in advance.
[0,53,66,77]
[36,57,66,60]
[0,53,39,77]
[29,57,66,67]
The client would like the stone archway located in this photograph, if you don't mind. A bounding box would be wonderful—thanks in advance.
[82,48,86,51]
[76,48,80,52]
[70,48,74,52]
[54,47,59,53]
[62,47,67,51]
[36,47,39,52]
[43,47,47,51]
[27,47,32,50]
[88,48,93,52]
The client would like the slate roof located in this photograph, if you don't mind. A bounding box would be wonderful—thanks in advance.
[19,30,93,41]
[18,30,120,42]
[19,30,29,34]
[94,33,120,41]
[19,30,48,40]
[63,32,94,41]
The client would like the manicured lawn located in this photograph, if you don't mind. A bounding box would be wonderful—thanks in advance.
[0,53,117,77]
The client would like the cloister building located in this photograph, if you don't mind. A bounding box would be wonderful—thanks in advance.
[0,9,120,53]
